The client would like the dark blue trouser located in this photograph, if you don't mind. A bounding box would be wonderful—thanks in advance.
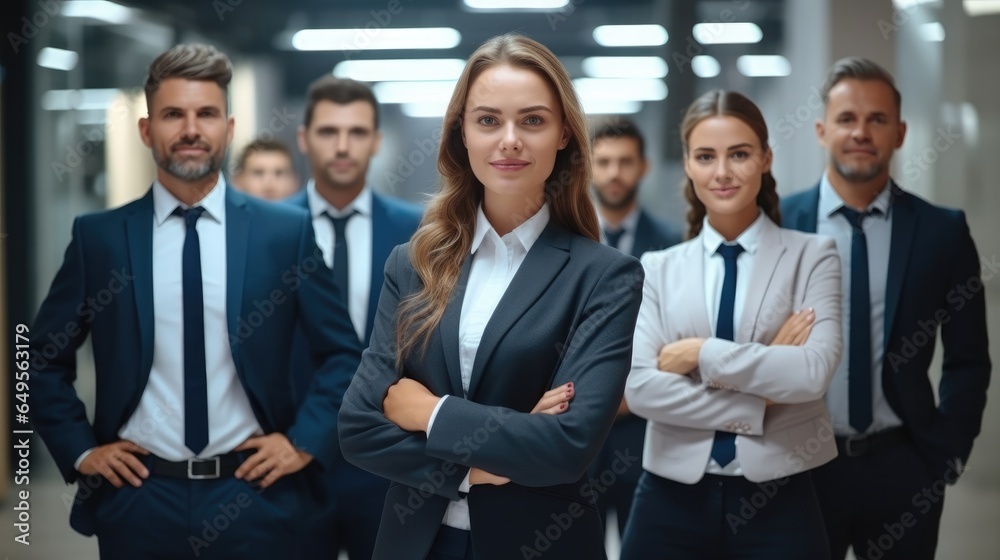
[621,470,830,560]
[94,473,307,559]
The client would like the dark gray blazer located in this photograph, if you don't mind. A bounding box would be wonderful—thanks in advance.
[338,223,644,560]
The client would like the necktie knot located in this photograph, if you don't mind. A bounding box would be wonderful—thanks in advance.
[837,206,879,230]
[174,206,206,229]
[716,242,745,260]
[603,227,625,250]
[326,210,359,237]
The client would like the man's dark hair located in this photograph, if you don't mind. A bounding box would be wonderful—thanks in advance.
[304,76,379,129]
[591,118,646,159]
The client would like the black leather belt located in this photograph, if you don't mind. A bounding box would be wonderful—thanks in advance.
[835,427,908,457]
[146,450,254,479]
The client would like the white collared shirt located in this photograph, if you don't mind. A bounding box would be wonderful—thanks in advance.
[817,173,901,435]
[699,211,765,476]
[598,205,640,256]
[307,180,373,342]
[429,203,551,531]
[118,177,263,461]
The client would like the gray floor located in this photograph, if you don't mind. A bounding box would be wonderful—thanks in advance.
[4,292,1000,559]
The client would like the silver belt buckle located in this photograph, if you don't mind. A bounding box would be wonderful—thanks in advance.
[187,456,221,479]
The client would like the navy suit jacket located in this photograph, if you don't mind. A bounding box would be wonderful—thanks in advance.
[285,189,423,346]
[339,225,645,560]
[631,208,682,258]
[29,185,363,534]
[781,182,991,480]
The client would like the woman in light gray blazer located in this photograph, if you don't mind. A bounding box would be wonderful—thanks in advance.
[621,90,842,559]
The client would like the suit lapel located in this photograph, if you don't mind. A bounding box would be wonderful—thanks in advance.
[883,183,915,348]
[467,225,571,399]
[685,240,713,337]
[225,186,251,365]
[632,211,653,258]
[368,194,390,346]
[740,218,785,342]
[125,189,155,384]
[440,258,472,396]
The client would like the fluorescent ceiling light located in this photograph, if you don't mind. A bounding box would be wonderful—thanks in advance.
[919,22,946,41]
[582,56,667,79]
[292,28,461,51]
[893,0,941,10]
[464,0,568,9]
[334,59,466,82]
[37,47,79,71]
[401,102,450,118]
[41,88,121,111]
[736,55,791,77]
[581,100,642,115]
[593,25,668,47]
[373,81,458,104]
[573,78,667,102]
[61,1,135,24]
[963,0,1000,15]
[692,55,721,78]
[693,22,763,44]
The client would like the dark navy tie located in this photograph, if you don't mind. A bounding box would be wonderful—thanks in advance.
[838,206,877,433]
[326,210,359,299]
[176,206,208,455]
[603,227,625,251]
[710,242,745,467]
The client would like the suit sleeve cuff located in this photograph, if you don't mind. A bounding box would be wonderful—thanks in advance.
[74,448,96,472]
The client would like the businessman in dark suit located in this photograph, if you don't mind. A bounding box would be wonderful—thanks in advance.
[288,76,422,560]
[587,118,681,539]
[28,44,362,559]
[782,57,991,560]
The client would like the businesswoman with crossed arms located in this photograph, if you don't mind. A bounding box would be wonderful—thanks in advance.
[621,90,843,559]
[338,34,644,560]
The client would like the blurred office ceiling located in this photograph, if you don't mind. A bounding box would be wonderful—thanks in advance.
[109,0,786,95]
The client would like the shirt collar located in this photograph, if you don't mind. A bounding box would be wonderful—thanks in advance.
[701,209,764,256]
[470,203,551,255]
[819,172,892,219]
[152,174,226,226]
[306,179,373,219]
[598,205,640,233]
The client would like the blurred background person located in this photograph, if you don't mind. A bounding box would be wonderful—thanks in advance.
[782,57,991,560]
[288,75,422,560]
[588,117,682,548]
[231,137,299,200]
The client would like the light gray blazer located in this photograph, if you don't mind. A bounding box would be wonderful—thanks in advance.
[625,215,842,484]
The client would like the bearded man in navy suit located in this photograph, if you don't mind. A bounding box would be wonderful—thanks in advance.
[29,44,362,560]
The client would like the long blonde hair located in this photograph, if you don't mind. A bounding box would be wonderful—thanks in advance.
[396,34,598,366]
[680,90,781,240]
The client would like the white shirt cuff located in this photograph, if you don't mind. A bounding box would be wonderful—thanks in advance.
[459,471,472,492]
[74,448,96,471]
[426,395,449,435]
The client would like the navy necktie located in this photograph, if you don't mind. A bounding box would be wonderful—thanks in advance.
[176,206,208,455]
[603,227,625,251]
[838,206,877,433]
[326,210,358,299]
[710,242,745,467]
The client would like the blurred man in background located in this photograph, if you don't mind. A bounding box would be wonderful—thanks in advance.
[232,137,299,200]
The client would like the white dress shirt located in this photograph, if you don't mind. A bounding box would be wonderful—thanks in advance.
[307,180,373,342]
[598,205,640,256]
[817,173,901,436]
[426,203,551,530]
[117,178,263,461]
[699,211,764,475]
